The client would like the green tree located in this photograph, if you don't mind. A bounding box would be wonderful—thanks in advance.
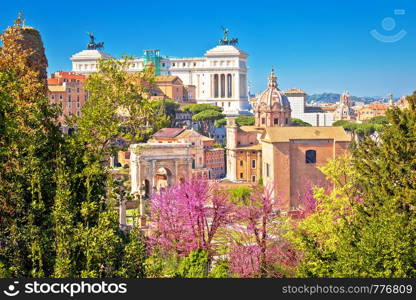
[293,92,416,277]
[228,186,252,205]
[366,115,388,125]
[192,110,225,137]
[150,99,179,128]
[0,21,152,278]
[75,56,157,156]
[236,115,255,126]
[0,23,62,277]
[118,227,147,278]
[176,249,209,278]
[291,118,312,127]
[181,103,222,114]
[214,118,227,128]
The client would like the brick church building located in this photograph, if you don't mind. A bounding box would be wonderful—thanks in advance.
[226,70,351,210]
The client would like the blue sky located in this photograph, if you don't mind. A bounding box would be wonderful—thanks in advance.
[1,0,415,97]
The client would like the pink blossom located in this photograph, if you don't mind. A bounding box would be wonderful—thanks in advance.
[229,184,299,277]
[149,179,232,257]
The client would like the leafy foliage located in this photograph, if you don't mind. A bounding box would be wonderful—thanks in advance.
[150,99,180,129]
[214,118,227,128]
[227,186,252,205]
[181,103,222,114]
[0,26,150,278]
[291,118,312,127]
[293,93,416,277]
[236,116,255,126]
[332,120,384,137]
[75,56,160,154]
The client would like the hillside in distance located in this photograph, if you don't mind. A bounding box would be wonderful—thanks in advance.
[307,93,393,104]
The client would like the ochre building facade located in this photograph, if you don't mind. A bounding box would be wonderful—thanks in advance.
[226,71,351,210]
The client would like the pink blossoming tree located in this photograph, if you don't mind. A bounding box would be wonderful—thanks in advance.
[229,185,299,277]
[149,179,232,257]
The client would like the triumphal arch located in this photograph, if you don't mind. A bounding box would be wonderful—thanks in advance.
[129,143,193,197]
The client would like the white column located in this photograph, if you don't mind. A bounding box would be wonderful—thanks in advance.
[225,73,229,99]
[234,73,240,100]
[217,73,220,99]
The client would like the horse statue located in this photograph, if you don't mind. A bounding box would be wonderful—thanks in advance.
[229,38,238,45]
[219,27,238,46]
[86,32,104,50]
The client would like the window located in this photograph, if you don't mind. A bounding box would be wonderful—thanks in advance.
[266,163,270,177]
[252,175,256,183]
[162,63,165,67]
[240,172,244,179]
[306,150,316,164]
[59,94,63,100]
[68,95,71,102]
[77,88,80,93]
[262,118,266,125]
[274,118,279,125]
[240,160,243,166]
[193,62,196,67]
[285,118,289,124]
[172,63,176,67]
[252,160,256,169]
[228,102,231,107]
[68,88,71,93]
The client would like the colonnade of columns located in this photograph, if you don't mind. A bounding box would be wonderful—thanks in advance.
[212,73,233,98]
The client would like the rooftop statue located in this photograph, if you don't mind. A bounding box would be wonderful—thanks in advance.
[13,11,25,27]
[219,27,238,46]
[86,32,104,50]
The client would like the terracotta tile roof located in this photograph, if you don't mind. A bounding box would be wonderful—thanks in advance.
[47,78,59,85]
[176,129,199,138]
[176,129,215,142]
[368,104,388,110]
[155,76,182,83]
[236,144,262,150]
[153,128,186,138]
[262,126,351,142]
[239,126,265,133]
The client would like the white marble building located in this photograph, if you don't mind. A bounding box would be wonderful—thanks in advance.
[70,44,251,116]
[285,88,335,126]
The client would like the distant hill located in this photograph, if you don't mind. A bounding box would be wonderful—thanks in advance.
[307,93,392,104]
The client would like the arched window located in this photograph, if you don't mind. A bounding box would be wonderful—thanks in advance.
[305,150,316,164]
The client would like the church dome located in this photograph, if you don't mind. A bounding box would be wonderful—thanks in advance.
[255,69,290,110]
[252,69,292,127]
